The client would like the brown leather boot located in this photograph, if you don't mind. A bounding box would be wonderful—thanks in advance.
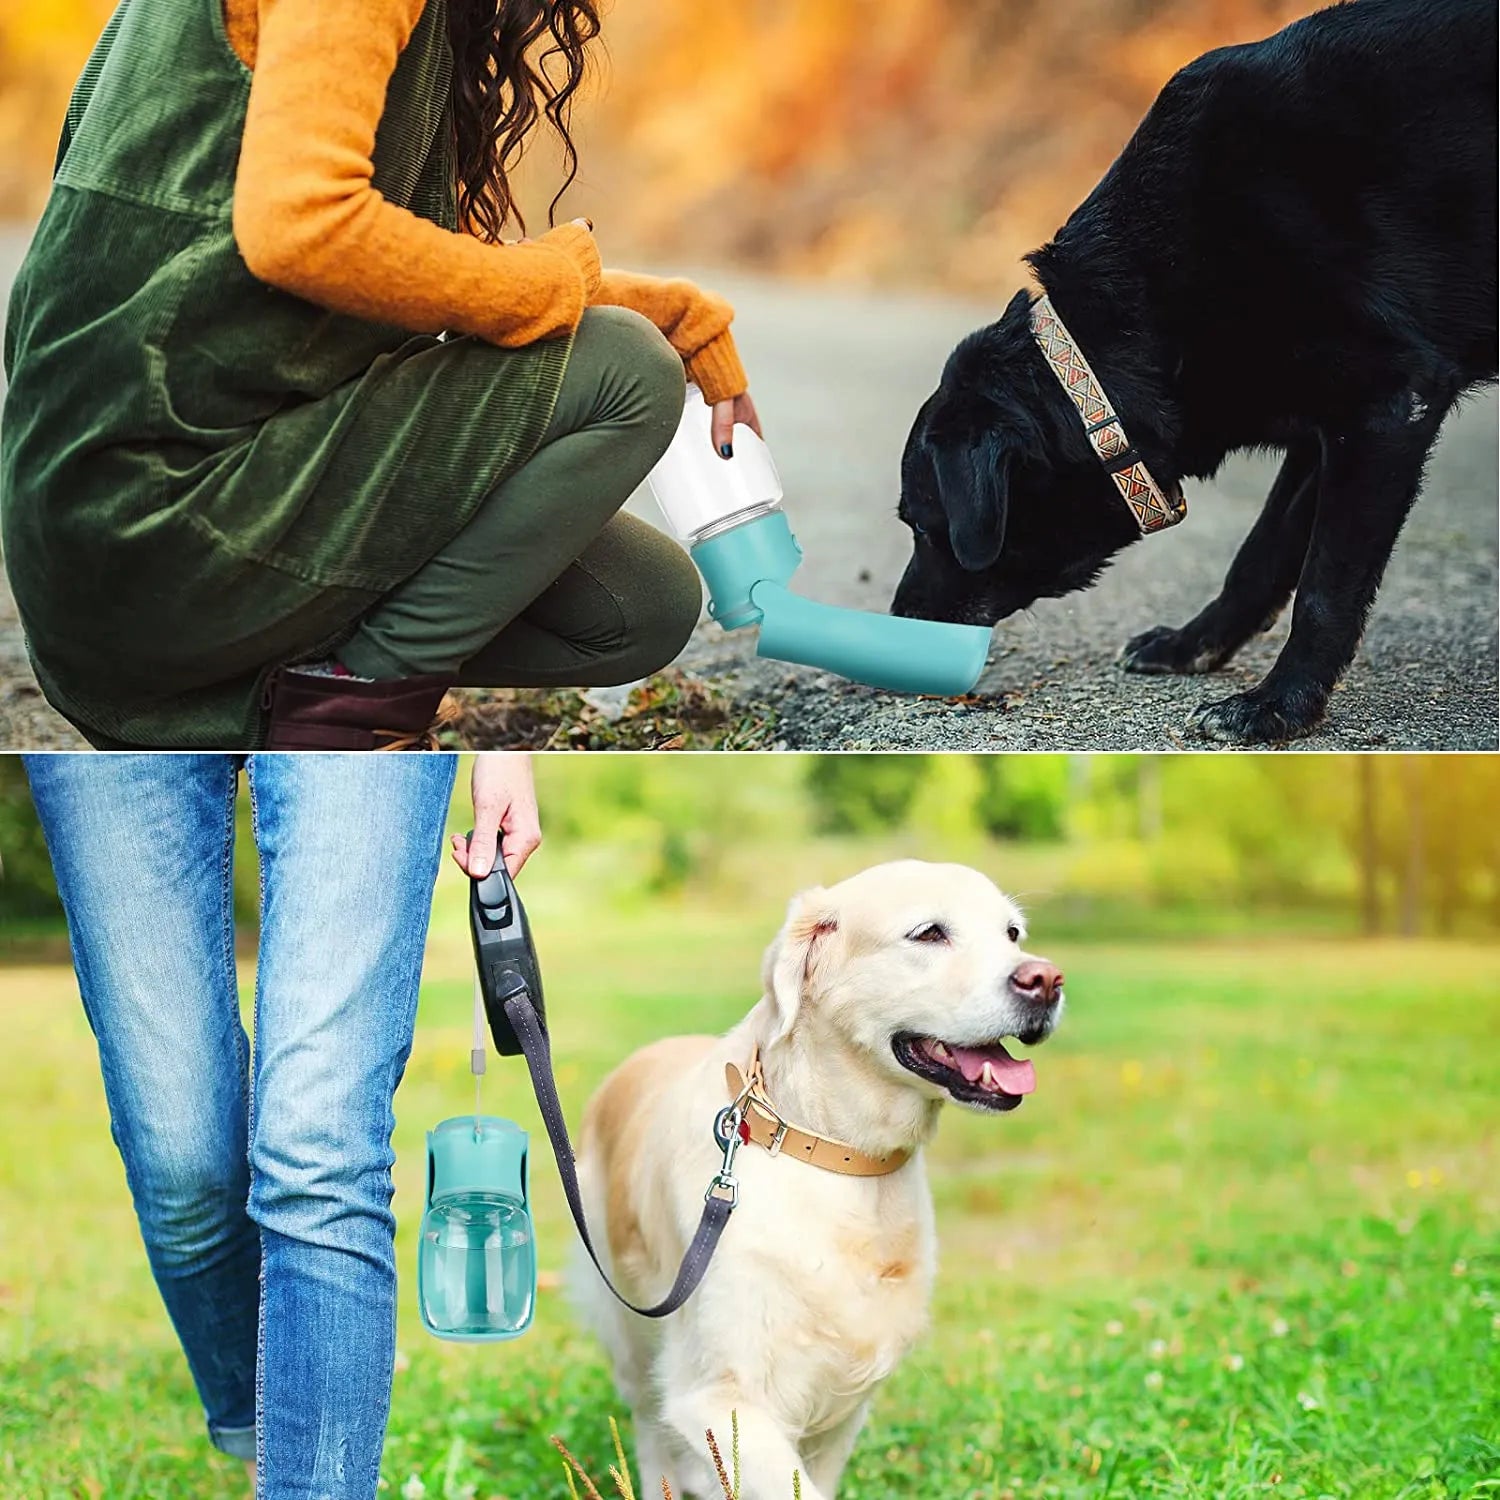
[261,669,459,751]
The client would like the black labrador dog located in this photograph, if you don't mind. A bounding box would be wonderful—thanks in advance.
[892,0,1497,744]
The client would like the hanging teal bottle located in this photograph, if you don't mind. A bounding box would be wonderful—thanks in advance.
[417,1115,536,1342]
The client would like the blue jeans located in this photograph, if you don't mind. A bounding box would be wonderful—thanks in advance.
[23,753,458,1499]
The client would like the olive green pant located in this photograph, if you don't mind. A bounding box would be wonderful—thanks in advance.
[338,308,704,686]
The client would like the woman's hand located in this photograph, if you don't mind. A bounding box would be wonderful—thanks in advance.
[450,753,541,879]
[711,392,763,459]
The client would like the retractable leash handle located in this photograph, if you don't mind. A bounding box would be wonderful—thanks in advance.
[469,849,546,1056]
[470,845,739,1319]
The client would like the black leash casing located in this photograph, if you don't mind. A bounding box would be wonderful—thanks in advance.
[469,854,546,1056]
[469,848,737,1318]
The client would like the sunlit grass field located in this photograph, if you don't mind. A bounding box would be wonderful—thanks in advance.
[1,849,1496,1500]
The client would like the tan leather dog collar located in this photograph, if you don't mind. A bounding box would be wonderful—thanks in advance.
[1030,294,1187,537]
[724,1048,910,1178]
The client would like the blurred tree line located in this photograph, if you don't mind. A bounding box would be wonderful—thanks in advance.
[4,755,1498,943]
[5,0,1310,290]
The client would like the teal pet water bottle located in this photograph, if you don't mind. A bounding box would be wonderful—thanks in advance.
[417,1110,536,1342]
[647,386,993,696]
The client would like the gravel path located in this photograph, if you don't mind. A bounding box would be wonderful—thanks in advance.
[2,232,1495,751]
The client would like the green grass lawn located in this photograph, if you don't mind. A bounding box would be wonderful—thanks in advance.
[1,869,1497,1499]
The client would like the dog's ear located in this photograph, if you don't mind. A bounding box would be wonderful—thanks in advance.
[934,430,1014,573]
[762,888,839,1043]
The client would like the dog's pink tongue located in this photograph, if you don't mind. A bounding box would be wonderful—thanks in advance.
[949,1043,1036,1096]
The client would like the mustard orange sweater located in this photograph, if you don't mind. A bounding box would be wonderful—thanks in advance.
[226,0,747,403]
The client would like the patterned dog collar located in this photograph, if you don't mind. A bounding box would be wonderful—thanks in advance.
[1029,295,1186,536]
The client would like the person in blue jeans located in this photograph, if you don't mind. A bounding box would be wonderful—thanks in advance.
[22,752,542,1499]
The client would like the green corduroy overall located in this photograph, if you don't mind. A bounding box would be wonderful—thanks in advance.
[1,0,572,749]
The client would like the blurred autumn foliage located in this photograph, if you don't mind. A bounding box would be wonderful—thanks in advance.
[3,0,1308,290]
[0,3,106,218]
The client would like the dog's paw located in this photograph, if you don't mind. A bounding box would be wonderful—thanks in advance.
[1121,624,1228,676]
[1187,687,1325,745]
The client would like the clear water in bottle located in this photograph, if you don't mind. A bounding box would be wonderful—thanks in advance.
[418,1192,535,1338]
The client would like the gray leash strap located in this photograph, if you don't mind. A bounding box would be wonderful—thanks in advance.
[501,983,739,1319]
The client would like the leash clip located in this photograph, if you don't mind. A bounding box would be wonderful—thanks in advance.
[708,1104,744,1206]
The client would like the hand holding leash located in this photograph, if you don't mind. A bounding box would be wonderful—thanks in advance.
[451,752,541,879]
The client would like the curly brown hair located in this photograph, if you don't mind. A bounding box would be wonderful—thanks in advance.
[447,0,603,243]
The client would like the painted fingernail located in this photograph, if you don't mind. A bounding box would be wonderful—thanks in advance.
[719,444,734,459]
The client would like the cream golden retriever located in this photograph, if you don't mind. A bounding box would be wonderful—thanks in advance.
[574,860,1065,1500]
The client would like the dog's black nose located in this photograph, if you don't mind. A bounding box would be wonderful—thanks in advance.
[1011,959,1063,1005]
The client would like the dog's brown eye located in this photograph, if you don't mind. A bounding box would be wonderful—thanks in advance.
[1006,924,1021,943]
[909,923,949,944]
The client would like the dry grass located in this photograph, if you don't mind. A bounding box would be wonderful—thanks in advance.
[552,1414,764,1500]
[444,671,776,752]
